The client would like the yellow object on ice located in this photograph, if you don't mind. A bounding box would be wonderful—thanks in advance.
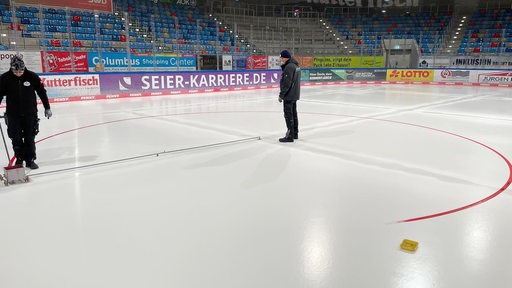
[400,239,419,252]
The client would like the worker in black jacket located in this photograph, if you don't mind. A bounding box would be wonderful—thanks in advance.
[278,50,300,142]
[0,55,52,169]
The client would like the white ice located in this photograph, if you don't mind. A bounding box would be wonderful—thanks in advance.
[0,84,511,288]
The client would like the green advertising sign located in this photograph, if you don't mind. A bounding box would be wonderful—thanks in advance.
[313,56,384,68]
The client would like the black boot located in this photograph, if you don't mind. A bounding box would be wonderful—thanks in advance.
[293,119,298,140]
[15,158,23,166]
[279,130,294,142]
[26,161,39,169]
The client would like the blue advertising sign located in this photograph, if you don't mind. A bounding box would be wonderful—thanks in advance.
[233,55,247,70]
[87,52,196,71]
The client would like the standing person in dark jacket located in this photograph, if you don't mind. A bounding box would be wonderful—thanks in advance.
[0,55,52,169]
[278,50,300,142]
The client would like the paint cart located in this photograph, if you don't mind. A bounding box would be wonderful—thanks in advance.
[0,114,28,186]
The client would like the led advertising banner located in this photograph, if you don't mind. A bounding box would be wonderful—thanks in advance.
[246,56,268,70]
[450,56,512,68]
[267,56,281,70]
[233,55,246,70]
[303,69,387,82]
[16,0,112,12]
[222,55,233,70]
[296,56,314,68]
[418,56,450,68]
[41,52,89,73]
[0,51,43,73]
[471,70,512,85]
[41,74,101,97]
[24,68,512,102]
[434,69,471,82]
[386,69,434,82]
[88,52,196,71]
[313,56,384,68]
[199,55,218,70]
[99,70,281,94]
[360,56,384,68]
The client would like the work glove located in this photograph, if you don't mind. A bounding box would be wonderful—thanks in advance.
[278,96,283,103]
[44,109,52,119]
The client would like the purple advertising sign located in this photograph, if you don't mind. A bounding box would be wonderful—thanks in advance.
[99,71,281,94]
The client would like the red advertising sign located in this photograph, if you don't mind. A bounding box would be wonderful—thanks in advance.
[246,56,268,70]
[40,52,89,73]
[16,0,112,13]
[295,56,314,68]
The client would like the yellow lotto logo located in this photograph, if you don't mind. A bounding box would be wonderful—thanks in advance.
[387,70,434,81]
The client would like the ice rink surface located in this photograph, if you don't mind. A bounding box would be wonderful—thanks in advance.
[1,83,511,288]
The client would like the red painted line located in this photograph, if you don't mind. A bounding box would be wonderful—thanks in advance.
[10,106,511,223]
[384,119,512,223]
[256,109,510,223]
[321,114,512,223]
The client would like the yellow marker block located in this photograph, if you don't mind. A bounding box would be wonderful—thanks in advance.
[400,239,419,252]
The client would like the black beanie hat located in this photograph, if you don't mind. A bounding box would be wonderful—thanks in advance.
[10,56,25,71]
[280,50,291,58]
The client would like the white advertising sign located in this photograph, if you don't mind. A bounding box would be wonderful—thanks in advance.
[433,69,471,82]
[222,55,233,70]
[0,51,43,73]
[40,74,101,97]
[470,70,512,84]
[267,56,282,70]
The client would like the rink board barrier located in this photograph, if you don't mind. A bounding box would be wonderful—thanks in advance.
[1,68,511,106]
[44,81,512,105]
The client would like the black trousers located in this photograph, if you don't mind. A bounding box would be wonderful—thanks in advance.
[6,114,38,162]
[283,100,298,135]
